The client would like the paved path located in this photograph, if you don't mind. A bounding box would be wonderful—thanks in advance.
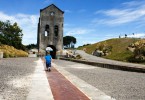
[76,50,145,69]
[54,60,145,100]
[0,58,114,100]
[1,56,145,100]
[52,62,114,100]
[26,59,53,100]
[46,67,89,100]
[26,58,114,100]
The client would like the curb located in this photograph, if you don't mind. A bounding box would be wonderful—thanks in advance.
[60,58,145,73]
[26,59,54,100]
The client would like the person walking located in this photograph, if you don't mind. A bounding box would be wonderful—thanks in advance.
[44,51,52,72]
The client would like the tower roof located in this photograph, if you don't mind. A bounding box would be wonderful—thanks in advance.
[40,4,64,14]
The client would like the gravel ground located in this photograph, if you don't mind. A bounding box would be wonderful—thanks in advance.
[54,60,145,100]
[0,58,38,100]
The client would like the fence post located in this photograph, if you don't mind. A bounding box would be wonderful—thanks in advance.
[0,52,3,58]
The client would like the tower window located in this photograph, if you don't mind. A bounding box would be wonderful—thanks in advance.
[45,25,49,31]
[54,25,59,37]
[45,31,47,36]
[45,25,49,36]
[50,12,55,16]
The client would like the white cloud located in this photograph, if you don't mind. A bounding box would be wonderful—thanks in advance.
[103,34,118,39]
[64,23,70,27]
[65,28,94,35]
[65,9,86,14]
[93,1,145,26]
[75,36,97,47]
[0,12,16,22]
[128,33,145,38]
[82,40,96,45]
[0,11,39,45]
[122,1,144,7]
[65,10,72,13]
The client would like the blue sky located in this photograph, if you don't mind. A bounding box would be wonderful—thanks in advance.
[0,0,145,47]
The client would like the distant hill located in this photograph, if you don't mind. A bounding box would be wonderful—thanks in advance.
[78,38,142,62]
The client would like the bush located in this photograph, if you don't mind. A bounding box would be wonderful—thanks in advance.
[75,54,82,59]
[127,56,145,63]
[0,45,28,58]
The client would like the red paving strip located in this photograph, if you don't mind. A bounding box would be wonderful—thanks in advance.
[46,67,90,100]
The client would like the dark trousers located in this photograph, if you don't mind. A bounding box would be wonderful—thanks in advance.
[46,63,51,68]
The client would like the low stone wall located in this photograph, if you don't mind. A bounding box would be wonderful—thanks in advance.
[28,54,37,57]
[60,58,145,73]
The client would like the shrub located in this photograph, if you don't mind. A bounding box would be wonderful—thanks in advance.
[75,54,82,59]
[127,56,145,63]
[0,45,28,58]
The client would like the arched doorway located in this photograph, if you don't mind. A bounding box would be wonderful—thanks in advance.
[47,45,56,59]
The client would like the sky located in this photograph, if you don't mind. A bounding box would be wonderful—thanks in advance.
[0,0,145,47]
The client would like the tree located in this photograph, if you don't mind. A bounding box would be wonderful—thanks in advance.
[63,36,76,48]
[25,44,37,50]
[0,20,25,50]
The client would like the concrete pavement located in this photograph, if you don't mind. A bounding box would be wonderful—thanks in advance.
[52,62,115,100]
[26,59,54,100]
[26,58,115,100]
[54,59,145,100]
[2,55,145,100]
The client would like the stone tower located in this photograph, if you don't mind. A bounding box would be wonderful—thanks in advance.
[37,4,64,57]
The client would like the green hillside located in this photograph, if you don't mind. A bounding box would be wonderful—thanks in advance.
[78,38,140,62]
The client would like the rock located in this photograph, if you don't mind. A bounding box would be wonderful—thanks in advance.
[93,50,104,57]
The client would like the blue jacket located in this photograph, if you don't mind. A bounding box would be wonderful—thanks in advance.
[45,55,52,64]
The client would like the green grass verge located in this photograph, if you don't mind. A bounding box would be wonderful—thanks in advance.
[78,38,140,62]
